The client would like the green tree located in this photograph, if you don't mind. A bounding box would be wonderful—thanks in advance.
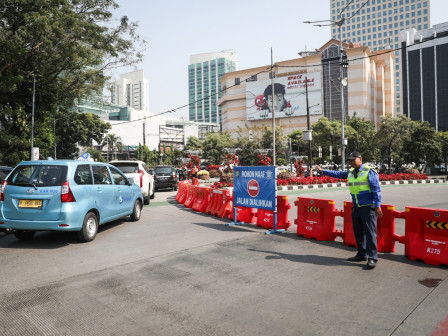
[345,114,378,162]
[101,133,122,161]
[403,121,441,173]
[184,136,203,151]
[260,126,288,162]
[374,114,413,173]
[288,130,307,157]
[55,112,110,160]
[311,117,356,164]
[202,133,234,165]
[0,0,144,165]
[438,131,448,170]
[235,136,258,166]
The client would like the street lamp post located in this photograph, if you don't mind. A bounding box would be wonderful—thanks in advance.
[303,0,370,170]
[304,18,347,170]
[54,118,57,159]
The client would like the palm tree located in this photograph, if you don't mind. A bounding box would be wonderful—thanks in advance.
[101,133,123,161]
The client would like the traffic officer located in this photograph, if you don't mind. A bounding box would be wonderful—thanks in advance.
[316,152,383,270]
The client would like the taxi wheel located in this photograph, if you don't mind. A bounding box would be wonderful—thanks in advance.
[130,199,142,221]
[144,195,150,205]
[77,212,98,242]
[14,230,35,240]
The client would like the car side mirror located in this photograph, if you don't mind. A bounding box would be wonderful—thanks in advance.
[127,177,134,185]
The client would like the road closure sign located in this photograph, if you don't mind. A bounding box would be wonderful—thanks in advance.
[233,166,276,211]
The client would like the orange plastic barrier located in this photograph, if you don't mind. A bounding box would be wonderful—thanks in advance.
[277,196,292,230]
[294,197,339,241]
[215,189,232,218]
[192,187,210,213]
[339,202,402,253]
[256,196,292,231]
[209,189,224,216]
[230,206,257,223]
[176,180,190,204]
[183,185,196,208]
[402,207,448,266]
[256,209,275,228]
[205,189,219,215]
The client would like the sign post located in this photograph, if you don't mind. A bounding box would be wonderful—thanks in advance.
[229,166,284,234]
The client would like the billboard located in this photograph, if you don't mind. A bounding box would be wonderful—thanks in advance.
[245,72,322,121]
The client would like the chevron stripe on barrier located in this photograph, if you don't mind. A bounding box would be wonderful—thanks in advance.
[426,221,448,230]
[307,206,320,213]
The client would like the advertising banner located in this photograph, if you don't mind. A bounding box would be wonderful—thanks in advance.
[233,166,276,211]
[245,72,321,121]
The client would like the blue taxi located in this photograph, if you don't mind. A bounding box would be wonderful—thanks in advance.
[0,160,143,242]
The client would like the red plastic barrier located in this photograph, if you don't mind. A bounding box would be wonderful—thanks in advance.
[215,189,232,218]
[256,196,292,231]
[192,187,210,213]
[176,181,190,204]
[294,197,338,241]
[183,185,196,208]
[403,206,448,266]
[340,202,401,253]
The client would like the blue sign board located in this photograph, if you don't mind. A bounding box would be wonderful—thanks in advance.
[233,166,276,211]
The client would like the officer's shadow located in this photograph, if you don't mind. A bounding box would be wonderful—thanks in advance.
[248,248,361,267]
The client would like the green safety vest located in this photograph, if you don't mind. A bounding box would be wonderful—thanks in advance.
[347,165,373,207]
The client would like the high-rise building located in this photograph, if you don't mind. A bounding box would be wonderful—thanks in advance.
[401,22,448,131]
[188,52,238,124]
[330,0,430,114]
[110,69,149,112]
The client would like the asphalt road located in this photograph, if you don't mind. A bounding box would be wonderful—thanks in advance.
[1,183,448,336]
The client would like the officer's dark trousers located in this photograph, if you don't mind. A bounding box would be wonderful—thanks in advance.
[352,205,378,261]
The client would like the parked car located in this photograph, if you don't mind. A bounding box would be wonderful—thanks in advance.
[0,166,13,184]
[0,160,143,242]
[109,160,155,205]
[154,165,178,191]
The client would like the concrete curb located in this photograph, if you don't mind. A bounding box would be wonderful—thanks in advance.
[276,178,447,191]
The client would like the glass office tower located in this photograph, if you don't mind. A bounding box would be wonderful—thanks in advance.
[189,52,238,124]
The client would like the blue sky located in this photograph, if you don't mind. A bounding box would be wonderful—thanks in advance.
[112,0,447,120]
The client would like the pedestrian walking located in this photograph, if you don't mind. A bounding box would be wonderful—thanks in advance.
[315,151,383,270]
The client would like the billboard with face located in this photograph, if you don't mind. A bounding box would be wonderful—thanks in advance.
[245,72,322,121]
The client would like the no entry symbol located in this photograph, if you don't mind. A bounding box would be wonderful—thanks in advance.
[247,179,260,197]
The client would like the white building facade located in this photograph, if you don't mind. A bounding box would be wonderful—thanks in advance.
[110,69,149,112]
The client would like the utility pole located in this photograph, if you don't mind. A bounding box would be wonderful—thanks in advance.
[306,76,312,174]
[271,47,276,166]
[30,76,36,160]
[143,117,146,146]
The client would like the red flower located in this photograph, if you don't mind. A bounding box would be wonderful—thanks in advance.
[257,154,272,166]
[207,164,221,171]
